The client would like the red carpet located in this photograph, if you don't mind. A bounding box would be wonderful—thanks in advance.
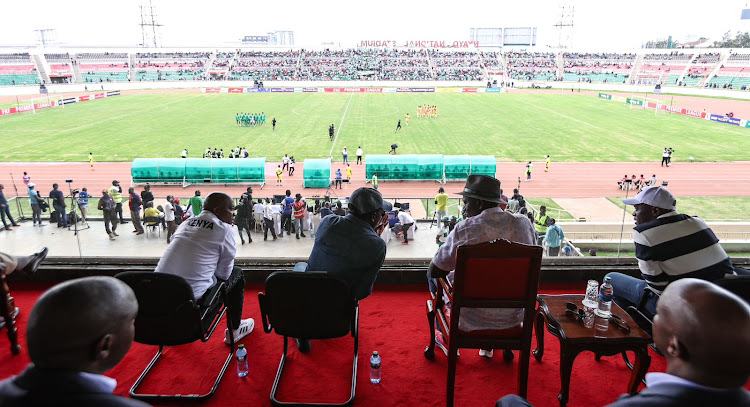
[1,282,668,407]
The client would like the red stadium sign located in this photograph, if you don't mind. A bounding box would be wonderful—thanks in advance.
[228,88,244,93]
[203,88,221,93]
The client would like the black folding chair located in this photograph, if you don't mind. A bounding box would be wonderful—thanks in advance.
[258,271,359,407]
[115,271,235,401]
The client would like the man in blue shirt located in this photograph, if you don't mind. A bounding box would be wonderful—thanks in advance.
[28,183,45,226]
[543,218,565,257]
[77,187,89,225]
[49,184,68,228]
[128,187,144,235]
[293,187,390,352]
[334,168,343,189]
[281,190,295,236]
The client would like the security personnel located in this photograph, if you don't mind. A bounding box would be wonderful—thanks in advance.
[534,205,549,245]
[108,180,127,224]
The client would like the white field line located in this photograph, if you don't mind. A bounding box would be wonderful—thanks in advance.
[329,92,353,158]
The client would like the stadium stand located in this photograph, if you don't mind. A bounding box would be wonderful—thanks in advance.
[231,50,300,81]
[480,51,504,78]
[706,52,750,89]
[0,53,39,85]
[44,53,73,81]
[135,52,209,81]
[505,51,557,81]
[562,52,634,84]
[3,48,750,89]
[77,52,131,83]
[634,52,693,85]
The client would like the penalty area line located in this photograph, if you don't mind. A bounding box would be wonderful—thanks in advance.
[329,92,353,158]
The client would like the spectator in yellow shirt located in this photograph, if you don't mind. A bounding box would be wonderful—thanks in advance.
[435,187,449,222]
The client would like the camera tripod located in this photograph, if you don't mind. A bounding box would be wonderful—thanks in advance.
[66,183,90,236]
[323,181,339,202]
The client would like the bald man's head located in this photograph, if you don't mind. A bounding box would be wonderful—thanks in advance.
[654,278,750,388]
[26,277,138,374]
[204,192,235,225]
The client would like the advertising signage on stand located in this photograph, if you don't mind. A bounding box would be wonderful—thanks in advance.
[626,98,643,106]
[598,93,612,100]
[709,114,741,126]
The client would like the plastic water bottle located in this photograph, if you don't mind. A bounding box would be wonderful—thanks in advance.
[595,277,613,319]
[369,351,381,384]
[236,344,248,377]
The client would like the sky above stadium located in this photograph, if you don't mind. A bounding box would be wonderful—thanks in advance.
[0,0,748,49]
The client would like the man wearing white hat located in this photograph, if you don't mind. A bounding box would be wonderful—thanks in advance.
[606,186,737,317]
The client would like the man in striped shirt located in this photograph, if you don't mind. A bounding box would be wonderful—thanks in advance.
[606,186,736,316]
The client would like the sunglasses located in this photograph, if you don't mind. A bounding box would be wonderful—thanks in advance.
[564,302,630,333]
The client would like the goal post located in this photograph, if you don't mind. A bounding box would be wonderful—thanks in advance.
[27,94,65,114]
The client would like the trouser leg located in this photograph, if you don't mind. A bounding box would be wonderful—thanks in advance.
[166,220,176,242]
[606,272,656,315]
[225,266,245,327]
[116,203,124,222]
[104,212,114,234]
[549,246,560,256]
[264,218,276,238]
[79,206,87,222]
[403,223,413,242]
[31,204,41,224]
[0,208,7,227]
[131,211,144,232]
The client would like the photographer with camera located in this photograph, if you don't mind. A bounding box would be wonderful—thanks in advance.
[77,187,89,225]
[49,183,68,229]
[27,183,46,226]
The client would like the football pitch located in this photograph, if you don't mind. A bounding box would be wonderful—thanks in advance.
[1,91,748,163]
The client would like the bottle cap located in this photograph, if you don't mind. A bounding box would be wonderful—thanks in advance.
[372,351,379,356]
[238,344,245,349]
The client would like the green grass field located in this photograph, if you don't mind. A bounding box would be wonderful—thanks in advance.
[1,92,748,162]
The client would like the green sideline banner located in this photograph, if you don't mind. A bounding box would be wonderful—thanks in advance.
[598,93,612,100]
[626,98,644,106]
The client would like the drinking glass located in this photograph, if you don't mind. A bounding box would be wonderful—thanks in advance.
[583,280,599,309]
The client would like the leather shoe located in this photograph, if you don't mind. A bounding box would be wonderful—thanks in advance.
[23,247,48,274]
[295,338,311,353]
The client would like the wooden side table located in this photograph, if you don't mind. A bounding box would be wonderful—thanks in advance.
[534,294,651,407]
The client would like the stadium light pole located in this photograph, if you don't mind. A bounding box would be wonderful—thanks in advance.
[615,182,632,262]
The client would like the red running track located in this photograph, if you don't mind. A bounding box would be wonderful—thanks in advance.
[1,160,749,200]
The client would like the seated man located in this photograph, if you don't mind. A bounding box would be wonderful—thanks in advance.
[393,208,415,245]
[293,187,390,352]
[606,186,736,317]
[495,279,750,407]
[0,276,151,407]
[143,202,163,219]
[0,249,48,277]
[428,175,536,358]
[154,192,254,344]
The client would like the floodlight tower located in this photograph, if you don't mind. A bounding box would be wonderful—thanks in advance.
[553,0,575,49]
[34,28,57,48]
[139,0,163,48]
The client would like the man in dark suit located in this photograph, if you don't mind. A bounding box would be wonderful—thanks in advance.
[495,278,750,407]
[606,278,750,407]
[0,277,151,407]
